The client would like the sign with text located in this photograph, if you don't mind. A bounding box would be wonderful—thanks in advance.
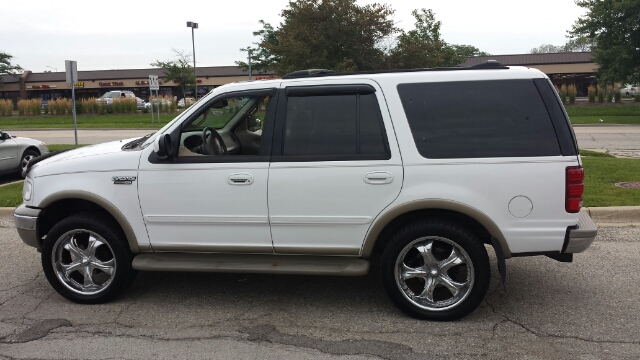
[149,75,159,90]
[65,60,77,84]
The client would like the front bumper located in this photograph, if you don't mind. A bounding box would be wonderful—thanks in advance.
[564,209,598,253]
[13,204,41,249]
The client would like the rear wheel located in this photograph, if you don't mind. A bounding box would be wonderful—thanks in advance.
[41,213,137,304]
[381,219,490,321]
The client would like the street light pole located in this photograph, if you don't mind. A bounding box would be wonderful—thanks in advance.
[186,21,198,99]
[248,49,252,81]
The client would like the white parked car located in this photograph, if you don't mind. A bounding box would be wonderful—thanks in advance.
[621,84,638,97]
[14,62,597,321]
[97,90,136,105]
[0,130,48,177]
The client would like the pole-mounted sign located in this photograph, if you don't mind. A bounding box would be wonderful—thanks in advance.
[65,60,78,145]
[149,75,160,125]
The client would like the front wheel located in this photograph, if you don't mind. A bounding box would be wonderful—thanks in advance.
[19,149,39,177]
[41,213,137,304]
[381,219,490,321]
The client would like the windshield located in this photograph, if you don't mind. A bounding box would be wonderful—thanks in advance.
[101,92,118,99]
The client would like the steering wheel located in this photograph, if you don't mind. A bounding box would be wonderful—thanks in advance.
[201,127,227,155]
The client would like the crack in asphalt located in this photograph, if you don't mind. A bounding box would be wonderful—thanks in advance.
[484,297,640,346]
[1,319,72,343]
[239,324,427,360]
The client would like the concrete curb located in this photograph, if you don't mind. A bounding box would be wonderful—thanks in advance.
[583,206,640,223]
[1,206,639,223]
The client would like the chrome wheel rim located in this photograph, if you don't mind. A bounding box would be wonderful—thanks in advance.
[21,155,35,171]
[394,236,474,311]
[52,229,116,295]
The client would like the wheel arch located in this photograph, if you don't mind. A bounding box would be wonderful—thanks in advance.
[37,190,140,253]
[361,199,511,259]
[22,146,42,156]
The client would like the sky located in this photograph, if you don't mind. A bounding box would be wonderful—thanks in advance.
[1,0,587,73]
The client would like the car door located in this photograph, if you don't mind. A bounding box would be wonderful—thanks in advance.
[0,132,18,172]
[268,80,403,255]
[137,88,277,253]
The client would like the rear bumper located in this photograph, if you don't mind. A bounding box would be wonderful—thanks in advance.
[13,205,41,249]
[564,209,597,253]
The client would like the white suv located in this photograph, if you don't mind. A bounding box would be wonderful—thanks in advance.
[14,62,597,320]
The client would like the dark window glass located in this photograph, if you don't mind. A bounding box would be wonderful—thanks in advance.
[359,94,387,155]
[283,93,388,158]
[397,80,562,159]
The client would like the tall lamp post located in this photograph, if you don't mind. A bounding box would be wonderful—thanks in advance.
[186,21,198,99]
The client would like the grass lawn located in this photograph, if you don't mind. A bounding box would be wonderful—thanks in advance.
[566,104,640,125]
[47,144,88,152]
[582,157,640,207]
[0,114,170,129]
[0,182,23,207]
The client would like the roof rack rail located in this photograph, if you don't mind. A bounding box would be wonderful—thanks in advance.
[280,61,507,80]
[282,69,336,79]
[469,60,503,69]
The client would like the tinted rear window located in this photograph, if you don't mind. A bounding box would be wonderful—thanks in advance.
[398,80,561,159]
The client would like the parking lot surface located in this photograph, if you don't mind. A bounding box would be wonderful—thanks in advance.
[0,216,638,359]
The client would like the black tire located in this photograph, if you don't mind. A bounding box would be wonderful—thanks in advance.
[18,149,39,177]
[380,218,490,321]
[41,212,138,304]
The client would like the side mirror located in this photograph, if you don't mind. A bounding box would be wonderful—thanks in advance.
[153,134,174,160]
[211,99,228,109]
[247,115,262,132]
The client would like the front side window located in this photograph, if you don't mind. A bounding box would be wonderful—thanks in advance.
[178,95,272,158]
[282,92,389,160]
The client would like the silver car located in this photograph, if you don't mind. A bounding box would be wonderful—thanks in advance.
[0,130,49,177]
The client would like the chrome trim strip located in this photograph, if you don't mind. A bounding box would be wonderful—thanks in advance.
[144,215,269,225]
[270,216,372,225]
[14,214,37,231]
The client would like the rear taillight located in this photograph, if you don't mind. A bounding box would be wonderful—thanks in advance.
[566,166,584,213]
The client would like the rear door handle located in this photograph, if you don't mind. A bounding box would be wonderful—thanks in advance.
[364,171,393,185]
[227,173,254,185]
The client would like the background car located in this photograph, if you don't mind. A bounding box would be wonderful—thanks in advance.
[97,90,136,105]
[0,130,48,177]
[621,84,638,97]
[178,97,195,107]
[136,97,147,110]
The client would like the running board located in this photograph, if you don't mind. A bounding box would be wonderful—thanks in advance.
[132,253,370,276]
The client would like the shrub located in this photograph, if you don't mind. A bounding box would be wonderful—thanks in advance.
[613,87,621,103]
[606,86,614,103]
[81,98,99,114]
[587,85,596,103]
[635,94,640,102]
[142,107,149,114]
[43,104,49,115]
[48,98,72,115]
[17,99,41,116]
[75,100,82,114]
[0,99,12,116]
[567,84,577,104]
[597,86,605,103]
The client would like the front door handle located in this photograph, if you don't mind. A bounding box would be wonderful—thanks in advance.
[364,171,393,185]
[227,173,254,185]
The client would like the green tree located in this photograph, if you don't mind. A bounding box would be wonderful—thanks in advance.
[235,20,280,74]
[530,44,566,53]
[570,0,640,84]
[0,52,23,88]
[452,45,490,57]
[387,9,462,69]
[240,0,397,76]
[151,49,195,102]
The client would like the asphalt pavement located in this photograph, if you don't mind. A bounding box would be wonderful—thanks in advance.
[0,215,638,359]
